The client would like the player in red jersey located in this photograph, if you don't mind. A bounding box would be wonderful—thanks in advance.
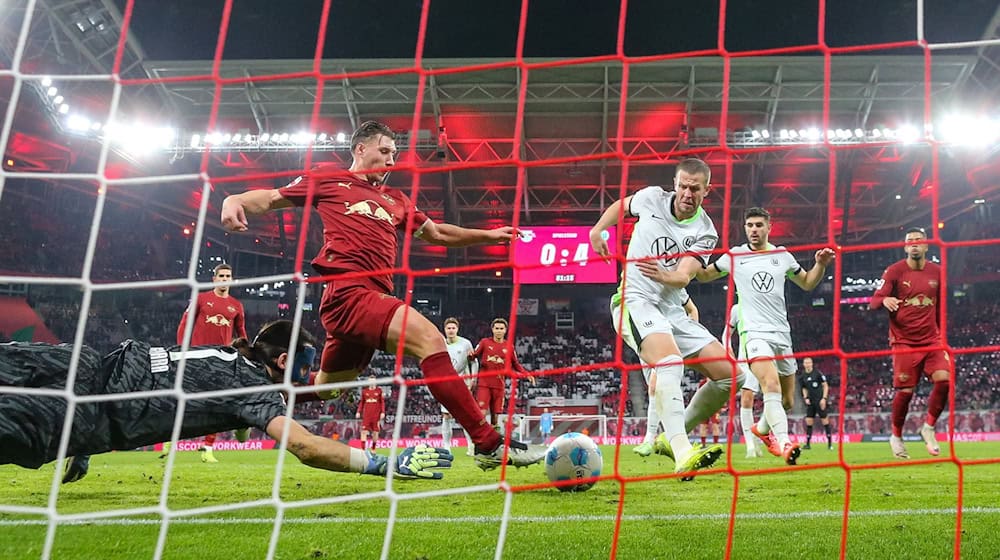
[174,263,249,463]
[356,376,386,451]
[869,227,950,459]
[470,318,532,429]
[221,121,544,470]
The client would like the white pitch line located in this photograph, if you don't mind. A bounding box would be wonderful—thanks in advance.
[1,507,998,527]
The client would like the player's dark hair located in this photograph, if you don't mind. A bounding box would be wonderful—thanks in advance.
[351,121,396,152]
[444,317,460,327]
[232,320,316,374]
[491,318,508,328]
[676,158,711,184]
[213,263,232,276]
[905,227,927,238]
[744,207,771,221]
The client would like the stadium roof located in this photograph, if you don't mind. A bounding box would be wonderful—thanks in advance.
[2,1,999,269]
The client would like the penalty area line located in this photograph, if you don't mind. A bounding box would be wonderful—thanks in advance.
[1,507,998,527]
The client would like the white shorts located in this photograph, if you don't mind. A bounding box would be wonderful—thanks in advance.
[612,297,718,360]
[741,367,760,393]
[742,331,798,377]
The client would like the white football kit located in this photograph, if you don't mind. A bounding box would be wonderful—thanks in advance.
[442,336,476,413]
[714,243,802,377]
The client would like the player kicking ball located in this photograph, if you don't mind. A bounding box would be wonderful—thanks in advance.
[594,158,742,480]
[697,207,835,465]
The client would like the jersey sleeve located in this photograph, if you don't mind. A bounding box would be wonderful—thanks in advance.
[714,250,733,275]
[403,195,431,236]
[234,302,248,340]
[472,339,485,359]
[783,251,803,277]
[688,226,719,266]
[626,186,662,218]
[869,265,897,310]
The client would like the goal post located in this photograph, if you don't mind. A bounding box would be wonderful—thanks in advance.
[516,414,607,442]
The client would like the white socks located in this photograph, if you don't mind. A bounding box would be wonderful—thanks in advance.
[740,406,756,449]
[653,356,689,458]
[644,401,661,444]
[762,392,789,447]
[683,379,731,433]
[441,417,452,449]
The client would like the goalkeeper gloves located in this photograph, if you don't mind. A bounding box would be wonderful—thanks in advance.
[361,445,455,480]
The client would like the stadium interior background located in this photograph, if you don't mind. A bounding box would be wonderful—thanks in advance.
[1,0,998,443]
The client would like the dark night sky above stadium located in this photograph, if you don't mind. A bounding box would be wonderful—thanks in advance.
[116,0,996,60]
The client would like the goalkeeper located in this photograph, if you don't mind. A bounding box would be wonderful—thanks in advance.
[0,320,452,483]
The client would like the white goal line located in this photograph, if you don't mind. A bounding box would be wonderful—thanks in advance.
[2,506,997,527]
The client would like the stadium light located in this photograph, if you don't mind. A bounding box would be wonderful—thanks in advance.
[41,76,52,87]
[897,125,920,144]
[66,114,91,131]
[336,132,347,143]
[260,132,270,142]
[974,198,986,204]
[58,104,69,114]
[46,86,57,97]
[190,134,201,148]
[317,133,327,142]
[760,129,770,139]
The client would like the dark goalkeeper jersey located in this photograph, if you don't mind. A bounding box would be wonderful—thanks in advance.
[0,340,287,468]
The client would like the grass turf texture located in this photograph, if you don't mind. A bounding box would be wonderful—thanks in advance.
[1,442,998,560]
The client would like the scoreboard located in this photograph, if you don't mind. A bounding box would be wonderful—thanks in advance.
[512,226,618,284]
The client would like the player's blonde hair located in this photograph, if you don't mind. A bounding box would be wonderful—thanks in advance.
[443,317,460,327]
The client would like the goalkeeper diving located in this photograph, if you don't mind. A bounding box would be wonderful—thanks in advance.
[0,320,452,483]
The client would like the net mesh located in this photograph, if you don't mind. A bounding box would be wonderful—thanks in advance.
[1,0,999,558]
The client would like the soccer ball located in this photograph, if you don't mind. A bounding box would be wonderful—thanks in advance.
[544,432,603,492]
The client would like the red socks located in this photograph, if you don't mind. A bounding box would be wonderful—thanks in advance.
[421,351,500,451]
[891,391,914,437]
[925,380,950,427]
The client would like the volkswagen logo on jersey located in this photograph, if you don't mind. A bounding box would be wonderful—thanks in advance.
[751,271,775,293]
[651,236,680,267]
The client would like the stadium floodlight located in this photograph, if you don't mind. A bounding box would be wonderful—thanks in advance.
[897,125,920,144]
[260,132,270,142]
[41,76,52,87]
[58,103,69,114]
[789,130,799,139]
[854,128,864,138]
[232,133,242,143]
[806,128,821,141]
[66,115,90,131]
[336,132,347,143]
[895,194,902,200]
[871,129,882,138]
[47,86,57,96]
[974,198,986,204]
[91,121,102,131]
[53,95,64,104]
[751,130,761,139]
[939,115,1000,147]
[317,133,328,142]
[222,133,232,143]
[278,133,289,142]
[760,129,770,139]
[190,134,201,148]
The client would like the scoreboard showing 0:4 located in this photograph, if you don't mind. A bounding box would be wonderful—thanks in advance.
[513,226,618,284]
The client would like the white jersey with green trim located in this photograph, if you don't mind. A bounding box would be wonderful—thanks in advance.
[714,243,802,335]
[622,186,718,307]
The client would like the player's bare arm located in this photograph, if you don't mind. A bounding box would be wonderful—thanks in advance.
[589,196,633,259]
[789,248,837,291]
[266,415,352,472]
[695,261,726,283]
[221,189,295,232]
[416,221,516,248]
[636,255,702,289]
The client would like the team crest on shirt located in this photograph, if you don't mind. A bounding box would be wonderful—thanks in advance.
[683,236,696,249]
[771,257,779,266]
[227,306,236,313]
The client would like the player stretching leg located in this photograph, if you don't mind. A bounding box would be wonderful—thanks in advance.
[869,227,949,459]
[222,121,544,471]
[624,292,698,457]
[698,207,835,465]
[441,317,477,454]
[594,158,739,480]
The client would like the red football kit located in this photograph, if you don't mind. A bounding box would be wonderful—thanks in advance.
[870,260,949,388]
[176,291,247,346]
[279,164,429,373]
[358,386,385,433]
[472,338,527,415]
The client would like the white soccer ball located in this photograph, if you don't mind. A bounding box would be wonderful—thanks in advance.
[544,432,603,492]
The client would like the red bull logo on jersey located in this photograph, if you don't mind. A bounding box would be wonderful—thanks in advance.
[486,355,506,364]
[903,294,935,307]
[344,200,395,225]
[205,314,232,327]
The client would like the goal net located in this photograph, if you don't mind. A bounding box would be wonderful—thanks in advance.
[1,0,999,559]
[517,414,608,443]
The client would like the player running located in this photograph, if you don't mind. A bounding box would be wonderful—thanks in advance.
[869,227,949,459]
[221,121,544,471]
[697,207,835,465]
[593,158,742,480]
[0,321,453,483]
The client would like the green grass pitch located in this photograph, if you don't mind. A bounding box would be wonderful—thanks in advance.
[1,442,998,559]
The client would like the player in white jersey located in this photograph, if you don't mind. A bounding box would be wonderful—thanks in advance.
[442,317,477,454]
[614,290,699,456]
[593,158,744,480]
[698,207,835,465]
[720,304,763,458]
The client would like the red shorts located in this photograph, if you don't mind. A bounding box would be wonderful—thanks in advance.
[892,345,950,389]
[703,413,721,426]
[361,416,381,433]
[319,279,405,373]
[476,385,505,415]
